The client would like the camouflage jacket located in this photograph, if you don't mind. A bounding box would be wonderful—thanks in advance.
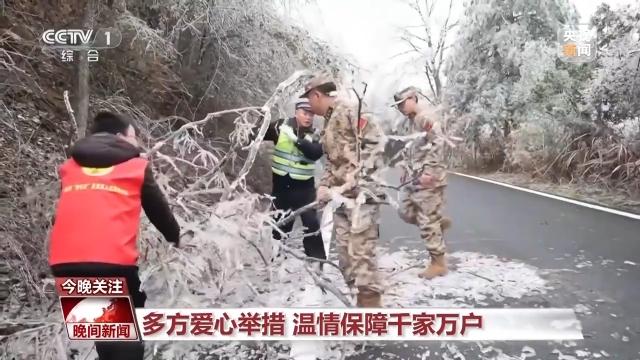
[402,107,447,184]
[318,96,385,200]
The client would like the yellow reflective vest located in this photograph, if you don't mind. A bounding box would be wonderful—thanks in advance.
[272,124,316,181]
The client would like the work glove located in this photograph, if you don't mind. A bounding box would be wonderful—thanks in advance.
[280,125,298,142]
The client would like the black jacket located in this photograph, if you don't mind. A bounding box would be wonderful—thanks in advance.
[264,118,323,191]
[264,117,323,161]
[67,133,180,246]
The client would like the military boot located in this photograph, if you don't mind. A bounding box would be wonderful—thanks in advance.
[356,287,382,308]
[419,254,448,280]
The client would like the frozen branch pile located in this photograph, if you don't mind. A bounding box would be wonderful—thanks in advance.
[0,71,351,359]
[0,0,350,357]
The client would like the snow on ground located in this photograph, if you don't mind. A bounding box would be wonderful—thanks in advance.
[256,245,550,310]
[233,242,551,359]
[141,227,555,359]
[378,249,549,307]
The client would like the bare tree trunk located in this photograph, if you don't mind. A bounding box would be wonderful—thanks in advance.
[75,58,89,137]
[402,0,457,104]
[503,119,511,138]
[433,65,442,100]
[75,0,96,138]
[472,141,477,168]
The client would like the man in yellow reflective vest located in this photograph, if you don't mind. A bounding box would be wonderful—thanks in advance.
[263,98,326,261]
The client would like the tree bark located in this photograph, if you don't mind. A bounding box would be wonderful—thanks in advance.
[502,119,508,138]
[75,0,95,138]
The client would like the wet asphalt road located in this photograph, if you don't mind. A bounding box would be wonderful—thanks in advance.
[348,173,640,360]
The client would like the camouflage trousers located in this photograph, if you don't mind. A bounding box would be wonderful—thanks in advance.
[399,184,447,256]
[333,203,383,294]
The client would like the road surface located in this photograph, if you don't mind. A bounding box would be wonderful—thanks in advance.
[346,172,640,360]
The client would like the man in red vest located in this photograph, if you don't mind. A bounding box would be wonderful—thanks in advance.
[48,111,179,360]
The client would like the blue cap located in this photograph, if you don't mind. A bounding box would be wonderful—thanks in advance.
[295,98,311,110]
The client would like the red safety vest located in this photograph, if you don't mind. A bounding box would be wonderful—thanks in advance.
[49,157,148,266]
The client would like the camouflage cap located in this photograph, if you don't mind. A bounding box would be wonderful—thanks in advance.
[391,86,419,107]
[299,74,337,98]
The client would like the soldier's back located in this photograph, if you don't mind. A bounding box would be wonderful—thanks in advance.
[321,92,384,197]
[322,95,358,159]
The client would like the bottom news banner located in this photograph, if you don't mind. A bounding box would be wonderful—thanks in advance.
[54,277,583,342]
[135,308,582,341]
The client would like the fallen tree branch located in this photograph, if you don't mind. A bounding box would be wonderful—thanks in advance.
[223,70,312,199]
[146,106,262,157]
[388,264,423,278]
[459,271,494,283]
[275,201,318,227]
[279,243,342,274]
[0,322,62,340]
[303,262,353,308]
[241,275,267,306]
[245,238,270,268]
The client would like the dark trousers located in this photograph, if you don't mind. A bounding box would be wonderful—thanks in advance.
[51,263,146,360]
[272,182,326,260]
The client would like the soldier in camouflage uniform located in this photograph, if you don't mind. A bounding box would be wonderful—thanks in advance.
[391,86,450,279]
[301,74,386,307]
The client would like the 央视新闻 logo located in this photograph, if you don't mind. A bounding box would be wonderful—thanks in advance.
[558,24,597,63]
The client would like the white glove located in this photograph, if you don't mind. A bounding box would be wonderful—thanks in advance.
[280,126,298,142]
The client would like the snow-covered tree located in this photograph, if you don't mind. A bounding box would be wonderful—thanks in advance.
[444,0,585,167]
[588,3,640,123]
